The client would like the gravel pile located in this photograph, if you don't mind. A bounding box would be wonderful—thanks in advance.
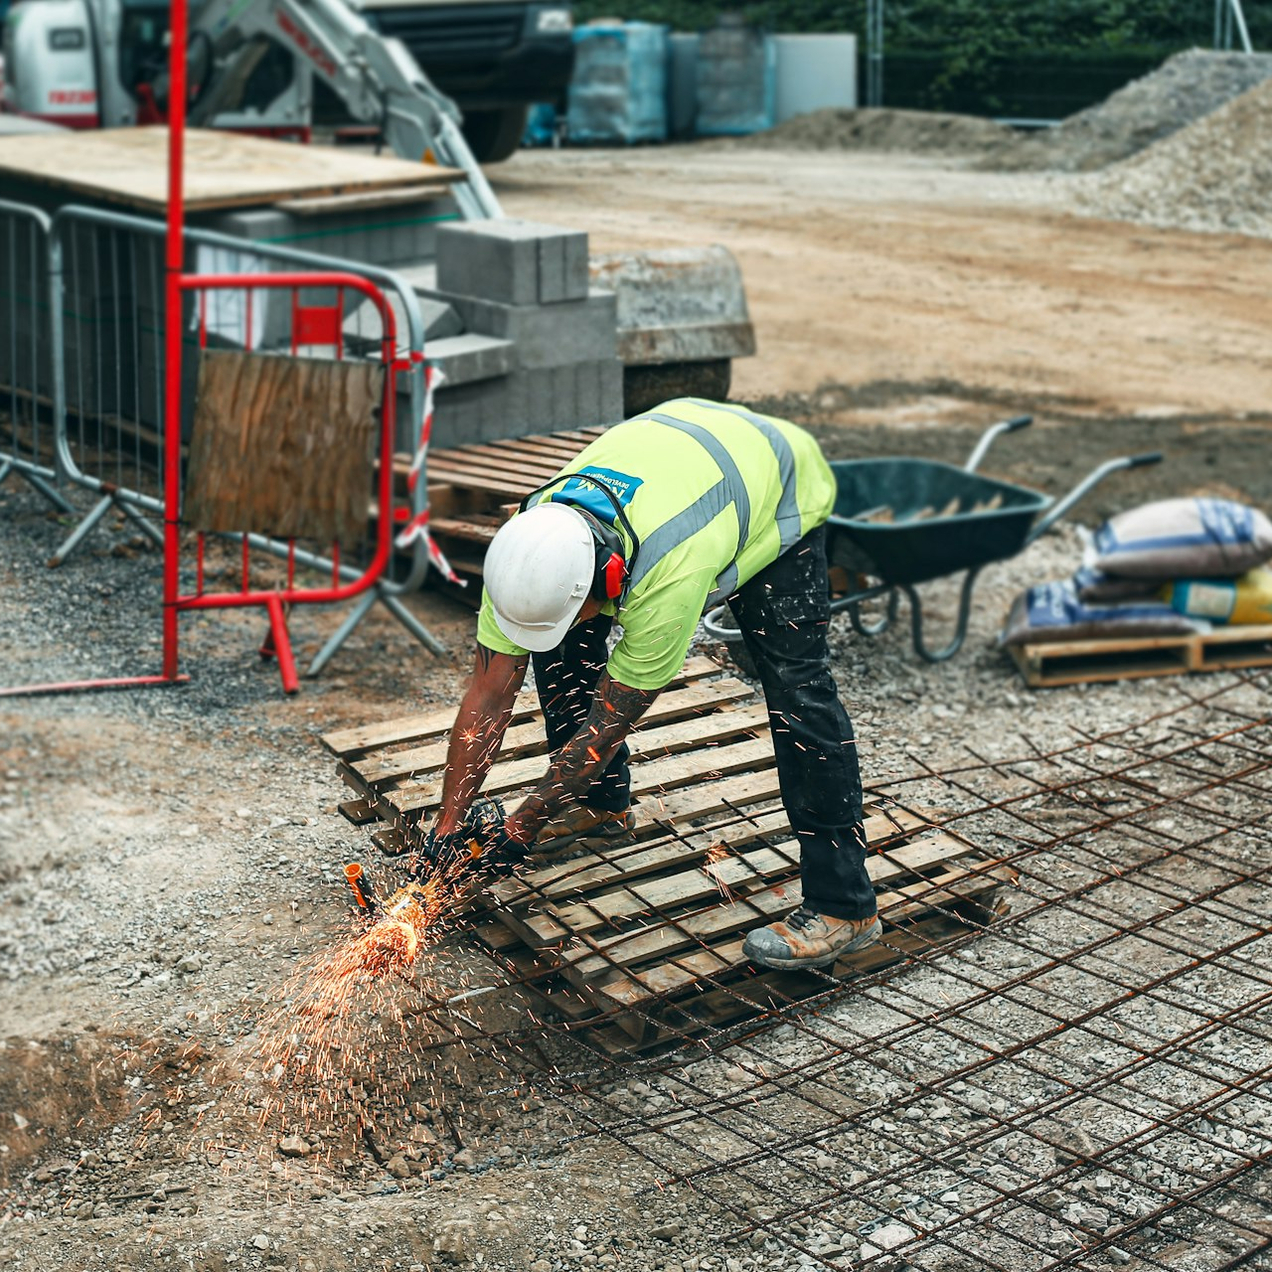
[1070,74,1272,238]
[738,50,1272,178]
[734,107,1015,155]
[978,48,1272,171]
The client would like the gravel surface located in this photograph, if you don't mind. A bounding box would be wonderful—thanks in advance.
[3,407,1269,1271]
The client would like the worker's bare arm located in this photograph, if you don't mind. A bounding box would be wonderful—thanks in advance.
[505,674,657,846]
[434,646,529,836]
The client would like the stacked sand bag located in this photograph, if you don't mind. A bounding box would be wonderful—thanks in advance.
[1001,498,1272,647]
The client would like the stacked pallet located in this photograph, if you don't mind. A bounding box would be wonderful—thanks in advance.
[1007,624,1272,688]
[412,426,606,584]
[322,660,1015,1052]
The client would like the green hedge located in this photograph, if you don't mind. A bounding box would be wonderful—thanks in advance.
[572,2,1272,116]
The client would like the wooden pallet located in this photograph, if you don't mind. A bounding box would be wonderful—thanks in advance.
[322,661,1014,1051]
[411,427,608,583]
[1007,623,1272,688]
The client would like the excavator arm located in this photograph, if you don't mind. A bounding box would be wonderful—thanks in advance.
[185,0,502,219]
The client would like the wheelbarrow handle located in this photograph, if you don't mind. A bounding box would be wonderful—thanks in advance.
[1025,451,1164,547]
[964,415,1033,473]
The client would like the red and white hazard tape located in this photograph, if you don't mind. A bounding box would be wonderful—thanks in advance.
[395,365,465,586]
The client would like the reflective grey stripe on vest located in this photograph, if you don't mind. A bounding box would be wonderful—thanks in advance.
[688,399,804,551]
[627,405,806,600]
[627,477,735,595]
[625,413,753,593]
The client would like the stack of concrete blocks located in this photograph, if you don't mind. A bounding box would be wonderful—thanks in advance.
[415,219,625,449]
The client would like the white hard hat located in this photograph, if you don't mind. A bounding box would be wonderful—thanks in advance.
[484,503,595,651]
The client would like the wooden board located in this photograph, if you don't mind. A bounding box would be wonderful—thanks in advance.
[184,350,382,542]
[0,127,460,213]
[1007,623,1272,688]
[325,658,1012,1051]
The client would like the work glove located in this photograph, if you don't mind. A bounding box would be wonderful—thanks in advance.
[409,797,529,880]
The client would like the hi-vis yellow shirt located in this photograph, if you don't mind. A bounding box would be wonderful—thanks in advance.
[476,398,837,690]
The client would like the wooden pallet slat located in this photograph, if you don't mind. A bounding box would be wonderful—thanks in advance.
[322,655,723,759]
[352,682,759,788]
[387,732,777,820]
[564,850,1008,988]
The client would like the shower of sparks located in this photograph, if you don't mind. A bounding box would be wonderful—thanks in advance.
[701,840,737,902]
[218,857,499,1167]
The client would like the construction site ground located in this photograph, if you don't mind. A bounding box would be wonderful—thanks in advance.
[2,136,1270,1272]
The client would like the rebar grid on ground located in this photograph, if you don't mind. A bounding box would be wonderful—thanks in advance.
[326,670,1271,1270]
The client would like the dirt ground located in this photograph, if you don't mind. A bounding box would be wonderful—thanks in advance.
[2,141,1270,1271]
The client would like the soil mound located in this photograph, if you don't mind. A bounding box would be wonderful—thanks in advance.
[979,48,1272,172]
[738,106,1015,154]
[1072,75,1272,238]
[739,51,1272,175]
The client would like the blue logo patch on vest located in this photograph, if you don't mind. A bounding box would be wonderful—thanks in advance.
[550,466,644,524]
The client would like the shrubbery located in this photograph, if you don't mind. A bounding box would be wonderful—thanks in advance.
[572,2,1270,114]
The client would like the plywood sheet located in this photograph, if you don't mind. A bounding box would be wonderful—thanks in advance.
[184,350,382,543]
[0,127,460,212]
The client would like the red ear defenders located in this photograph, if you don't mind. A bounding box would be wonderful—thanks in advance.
[579,510,627,601]
[518,473,642,604]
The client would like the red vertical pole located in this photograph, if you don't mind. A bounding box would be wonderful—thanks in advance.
[161,0,189,681]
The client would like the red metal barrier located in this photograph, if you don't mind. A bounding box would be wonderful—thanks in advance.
[173,273,401,693]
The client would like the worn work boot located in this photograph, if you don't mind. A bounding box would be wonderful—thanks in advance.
[742,906,883,970]
[537,804,636,849]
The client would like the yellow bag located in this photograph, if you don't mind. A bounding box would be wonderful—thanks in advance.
[1163,566,1272,625]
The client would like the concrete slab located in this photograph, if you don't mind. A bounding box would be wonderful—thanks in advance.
[422,289,618,367]
[426,333,516,387]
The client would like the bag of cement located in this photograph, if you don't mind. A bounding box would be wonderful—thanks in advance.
[1088,497,1272,579]
[1162,566,1272,626]
[999,579,1206,647]
[1073,564,1164,604]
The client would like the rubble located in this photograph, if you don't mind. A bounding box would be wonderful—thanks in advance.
[1070,75,1272,238]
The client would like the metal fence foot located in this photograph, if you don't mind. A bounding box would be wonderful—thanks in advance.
[118,499,164,546]
[265,595,300,694]
[306,589,378,679]
[47,493,114,567]
[22,468,76,515]
[0,459,76,514]
[381,592,449,658]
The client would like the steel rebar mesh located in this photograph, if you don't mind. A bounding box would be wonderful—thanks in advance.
[383,667,1272,1271]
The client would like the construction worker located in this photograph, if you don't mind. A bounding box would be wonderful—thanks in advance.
[422,398,880,971]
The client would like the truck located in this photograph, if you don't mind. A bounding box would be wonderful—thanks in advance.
[336,0,574,161]
[0,0,569,176]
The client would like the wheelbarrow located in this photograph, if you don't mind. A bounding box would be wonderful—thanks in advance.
[703,415,1162,663]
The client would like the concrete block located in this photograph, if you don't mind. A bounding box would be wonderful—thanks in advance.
[428,353,625,449]
[418,297,464,342]
[426,333,515,387]
[436,220,589,305]
[206,207,297,244]
[207,199,459,269]
[539,230,590,304]
[422,289,618,367]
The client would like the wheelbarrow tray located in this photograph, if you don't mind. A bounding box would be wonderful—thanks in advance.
[828,458,1050,586]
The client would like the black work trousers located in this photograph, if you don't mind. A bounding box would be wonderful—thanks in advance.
[531,526,876,921]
